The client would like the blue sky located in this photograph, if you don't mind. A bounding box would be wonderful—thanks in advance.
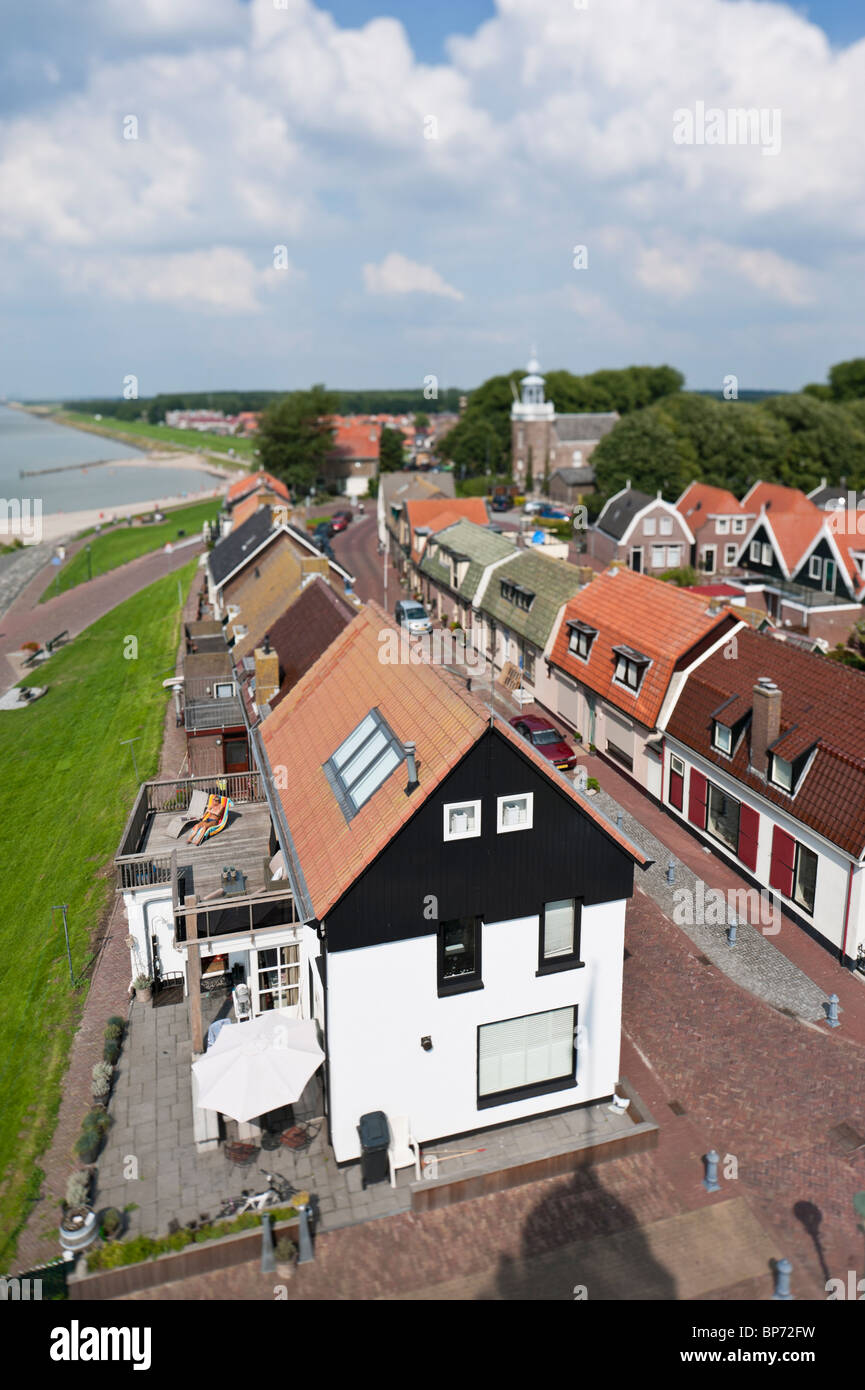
[1,0,865,399]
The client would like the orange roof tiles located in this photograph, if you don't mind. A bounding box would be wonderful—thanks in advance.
[226,470,291,505]
[742,482,816,516]
[762,509,824,575]
[404,498,490,561]
[550,568,736,729]
[231,493,269,529]
[260,602,648,919]
[329,422,381,461]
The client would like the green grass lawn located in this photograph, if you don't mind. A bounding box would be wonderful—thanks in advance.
[0,559,197,1270]
[39,498,222,602]
[58,411,257,464]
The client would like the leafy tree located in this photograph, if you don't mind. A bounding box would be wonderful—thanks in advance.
[659,566,699,587]
[591,410,695,499]
[829,358,865,401]
[379,427,406,473]
[256,385,337,494]
[439,415,503,477]
[414,412,430,431]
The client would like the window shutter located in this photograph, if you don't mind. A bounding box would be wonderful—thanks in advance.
[669,764,684,811]
[737,803,760,871]
[769,825,796,896]
[688,769,707,828]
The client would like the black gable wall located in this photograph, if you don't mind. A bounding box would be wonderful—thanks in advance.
[324,727,636,951]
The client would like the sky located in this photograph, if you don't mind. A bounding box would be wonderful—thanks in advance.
[1,0,864,399]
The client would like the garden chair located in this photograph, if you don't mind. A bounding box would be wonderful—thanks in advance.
[387,1115,421,1187]
[165,788,211,839]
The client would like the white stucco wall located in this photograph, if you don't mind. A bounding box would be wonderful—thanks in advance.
[325,900,626,1162]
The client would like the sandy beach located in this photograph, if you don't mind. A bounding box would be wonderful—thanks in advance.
[6,451,235,546]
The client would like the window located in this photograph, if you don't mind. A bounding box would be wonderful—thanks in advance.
[725,544,738,566]
[477,1006,577,1107]
[613,647,649,691]
[571,449,582,465]
[521,644,536,684]
[497,793,533,833]
[538,898,582,973]
[651,544,666,569]
[716,517,730,534]
[253,944,300,1013]
[567,622,596,660]
[669,754,685,811]
[706,782,740,852]
[793,843,817,915]
[438,917,482,994]
[761,544,772,566]
[214,681,235,699]
[324,708,404,820]
[771,755,793,792]
[659,516,673,536]
[750,541,761,563]
[643,517,657,536]
[808,555,822,580]
[444,799,481,840]
[665,545,681,568]
[733,518,746,534]
[500,579,535,611]
[713,722,732,755]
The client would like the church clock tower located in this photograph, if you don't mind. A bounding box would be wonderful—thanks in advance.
[510,350,554,489]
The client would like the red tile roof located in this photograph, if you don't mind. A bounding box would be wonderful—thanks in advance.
[666,625,865,858]
[677,482,750,531]
[329,422,381,461]
[759,509,824,575]
[260,602,649,919]
[550,568,736,729]
[231,492,268,529]
[226,470,291,505]
[404,498,490,561]
[742,481,816,516]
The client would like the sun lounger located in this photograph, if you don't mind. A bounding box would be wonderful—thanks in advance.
[187,794,231,845]
[165,787,212,839]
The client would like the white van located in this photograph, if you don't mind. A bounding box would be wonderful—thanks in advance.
[394,600,433,635]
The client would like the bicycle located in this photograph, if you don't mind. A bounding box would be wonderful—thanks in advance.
[218,1170,298,1218]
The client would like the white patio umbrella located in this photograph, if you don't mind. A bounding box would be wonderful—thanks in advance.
[192,1010,325,1123]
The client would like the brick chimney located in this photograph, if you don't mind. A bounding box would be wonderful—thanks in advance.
[751,676,781,775]
[254,637,280,707]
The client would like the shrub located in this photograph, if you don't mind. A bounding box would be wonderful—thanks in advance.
[85,1205,300,1271]
[106,1015,126,1034]
[75,1132,101,1164]
[66,1171,91,1209]
[586,776,600,792]
[275,1237,296,1263]
[92,1062,113,1095]
[85,1108,111,1136]
[103,1040,120,1065]
[104,1023,123,1043]
[100,1207,123,1239]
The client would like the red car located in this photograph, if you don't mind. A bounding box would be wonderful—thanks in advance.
[330,511,351,533]
[509,715,577,771]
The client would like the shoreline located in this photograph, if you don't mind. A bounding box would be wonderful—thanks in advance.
[7,482,225,547]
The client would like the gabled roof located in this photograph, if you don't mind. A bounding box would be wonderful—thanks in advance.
[550,568,736,728]
[379,471,455,507]
[595,486,655,540]
[551,466,595,486]
[477,549,582,649]
[259,603,649,919]
[677,481,750,528]
[264,577,357,708]
[553,413,619,442]
[231,492,269,530]
[329,421,380,461]
[741,481,815,515]
[209,507,276,589]
[745,509,824,578]
[226,470,291,505]
[420,519,515,602]
[666,626,865,859]
[404,498,490,561]
[229,526,355,660]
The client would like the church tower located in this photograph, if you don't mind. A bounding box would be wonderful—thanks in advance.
[510,349,554,488]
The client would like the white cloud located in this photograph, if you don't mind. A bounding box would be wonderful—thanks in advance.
[634,238,813,305]
[59,246,297,313]
[363,252,464,302]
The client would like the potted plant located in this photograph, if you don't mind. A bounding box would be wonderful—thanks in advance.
[275,1236,297,1278]
[92,1061,114,1103]
[99,1207,124,1242]
[586,776,600,795]
[66,1170,91,1211]
[60,1202,97,1256]
[133,975,153,1004]
[103,1038,121,1065]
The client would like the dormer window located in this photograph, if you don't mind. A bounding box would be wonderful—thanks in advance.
[770,755,793,792]
[716,518,730,535]
[500,579,535,612]
[612,645,649,692]
[567,620,597,661]
[713,722,732,755]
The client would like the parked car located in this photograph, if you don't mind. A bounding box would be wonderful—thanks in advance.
[331,510,352,531]
[509,715,577,771]
[523,500,543,515]
[491,496,511,513]
[313,520,334,541]
[539,504,569,520]
[394,599,433,635]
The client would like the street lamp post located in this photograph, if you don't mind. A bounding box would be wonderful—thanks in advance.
[53,904,74,986]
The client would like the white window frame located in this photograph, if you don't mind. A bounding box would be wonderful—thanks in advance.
[724,543,738,567]
[716,517,730,535]
[252,943,300,1015]
[761,544,772,566]
[808,555,822,580]
[713,722,732,755]
[651,544,666,569]
[443,799,482,841]
[771,755,793,792]
[670,753,685,778]
[214,681,235,699]
[666,545,681,568]
[750,541,761,563]
[497,792,534,834]
[659,516,673,536]
[732,518,746,534]
[614,654,646,691]
[643,517,657,536]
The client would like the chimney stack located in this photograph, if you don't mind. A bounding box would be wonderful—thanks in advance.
[404,741,419,794]
[751,676,781,775]
[254,642,280,707]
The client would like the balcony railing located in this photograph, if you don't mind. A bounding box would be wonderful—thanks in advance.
[737,571,857,609]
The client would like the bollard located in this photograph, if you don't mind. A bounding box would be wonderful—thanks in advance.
[666,858,675,884]
[727,916,737,947]
[826,994,840,1028]
[260,1212,276,1274]
[297,1200,315,1265]
[773,1258,793,1300]
[616,812,623,830]
[703,1149,721,1193]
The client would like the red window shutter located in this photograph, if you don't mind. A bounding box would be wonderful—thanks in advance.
[670,767,684,812]
[737,803,760,871]
[769,825,796,896]
[688,769,707,828]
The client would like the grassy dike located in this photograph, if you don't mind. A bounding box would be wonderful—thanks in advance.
[0,558,198,1269]
[56,410,257,465]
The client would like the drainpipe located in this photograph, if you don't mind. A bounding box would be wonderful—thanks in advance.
[840,859,855,968]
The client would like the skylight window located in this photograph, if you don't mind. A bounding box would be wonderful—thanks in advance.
[324,709,404,820]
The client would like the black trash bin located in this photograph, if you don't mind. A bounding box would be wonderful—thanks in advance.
[357,1110,390,1189]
